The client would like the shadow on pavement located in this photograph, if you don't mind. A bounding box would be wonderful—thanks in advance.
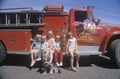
[1,54,119,69]
[2,54,31,67]
[79,55,118,69]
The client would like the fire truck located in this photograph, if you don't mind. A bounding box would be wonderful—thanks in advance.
[0,4,120,67]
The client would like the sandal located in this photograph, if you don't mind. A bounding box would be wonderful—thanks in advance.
[69,67,77,72]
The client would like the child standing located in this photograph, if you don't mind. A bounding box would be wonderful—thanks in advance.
[66,32,80,71]
[54,35,63,66]
[30,34,42,67]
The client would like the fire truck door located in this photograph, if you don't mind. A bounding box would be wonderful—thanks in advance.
[77,22,100,45]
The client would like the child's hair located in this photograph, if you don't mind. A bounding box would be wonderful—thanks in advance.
[67,32,72,39]
[42,35,47,41]
[67,32,72,36]
[55,35,60,41]
[35,34,41,41]
[47,30,54,38]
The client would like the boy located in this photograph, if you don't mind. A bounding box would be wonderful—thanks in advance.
[30,34,42,67]
[37,35,48,61]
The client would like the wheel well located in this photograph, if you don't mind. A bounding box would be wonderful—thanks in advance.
[0,40,7,52]
[107,34,120,51]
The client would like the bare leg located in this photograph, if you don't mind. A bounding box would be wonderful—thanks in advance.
[69,51,74,68]
[30,50,33,62]
[49,49,54,63]
[30,50,36,67]
[34,49,39,60]
[69,50,77,72]
[74,50,80,68]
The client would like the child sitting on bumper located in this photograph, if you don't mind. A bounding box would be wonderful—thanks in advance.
[54,35,63,66]
[37,35,48,61]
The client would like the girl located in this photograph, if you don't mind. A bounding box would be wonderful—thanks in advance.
[30,34,42,67]
[47,30,55,64]
[54,35,63,66]
[66,32,80,71]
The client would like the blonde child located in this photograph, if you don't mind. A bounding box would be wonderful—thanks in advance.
[37,35,48,61]
[47,30,55,63]
[54,35,63,66]
[66,32,80,71]
[30,34,42,67]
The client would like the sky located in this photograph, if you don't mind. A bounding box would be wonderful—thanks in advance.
[0,0,120,25]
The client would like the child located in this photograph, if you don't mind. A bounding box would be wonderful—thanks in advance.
[66,32,80,71]
[30,34,42,67]
[47,30,55,63]
[37,35,48,61]
[54,35,63,66]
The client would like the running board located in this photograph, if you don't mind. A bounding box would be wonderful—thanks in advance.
[7,46,102,56]
[77,46,102,56]
[8,51,29,55]
[79,51,102,56]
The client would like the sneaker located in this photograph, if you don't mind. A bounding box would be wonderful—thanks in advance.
[59,62,63,66]
[36,57,41,61]
[29,66,33,70]
[30,61,35,67]
[56,63,60,67]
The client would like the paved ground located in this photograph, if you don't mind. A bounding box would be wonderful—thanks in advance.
[0,54,120,79]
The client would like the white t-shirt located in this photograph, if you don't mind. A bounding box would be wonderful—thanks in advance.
[47,38,55,48]
[41,42,48,50]
[55,41,61,50]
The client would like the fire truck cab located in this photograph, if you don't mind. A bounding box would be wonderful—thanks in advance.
[42,5,102,55]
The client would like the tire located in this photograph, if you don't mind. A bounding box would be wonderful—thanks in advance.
[110,39,120,68]
[115,43,120,67]
[0,41,7,65]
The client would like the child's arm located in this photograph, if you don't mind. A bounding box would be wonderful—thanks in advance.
[54,42,57,50]
[65,39,69,54]
[37,44,41,49]
[45,42,49,55]
[29,41,35,53]
[30,45,33,50]
[75,38,78,51]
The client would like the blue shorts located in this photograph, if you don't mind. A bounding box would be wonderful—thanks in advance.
[38,49,44,58]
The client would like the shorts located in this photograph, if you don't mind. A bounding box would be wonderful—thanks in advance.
[38,49,44,58]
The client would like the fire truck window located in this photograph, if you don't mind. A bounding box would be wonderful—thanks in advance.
[30,13,39,23]
[8,14,16,24]
[19,13,26,23]
[75,11,87,22]
[0,14,5,24]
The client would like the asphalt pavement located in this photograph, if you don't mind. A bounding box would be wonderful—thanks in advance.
[0,54,120,79]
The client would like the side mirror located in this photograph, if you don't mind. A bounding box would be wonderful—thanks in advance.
[95,18,101,25]
[87,6,95,20]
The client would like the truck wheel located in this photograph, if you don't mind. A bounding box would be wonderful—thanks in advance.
[0,41,7,65]
[110,39,120,68]
[115,43,120,68]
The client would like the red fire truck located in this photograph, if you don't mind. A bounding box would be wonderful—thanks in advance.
[0,4,120,67]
